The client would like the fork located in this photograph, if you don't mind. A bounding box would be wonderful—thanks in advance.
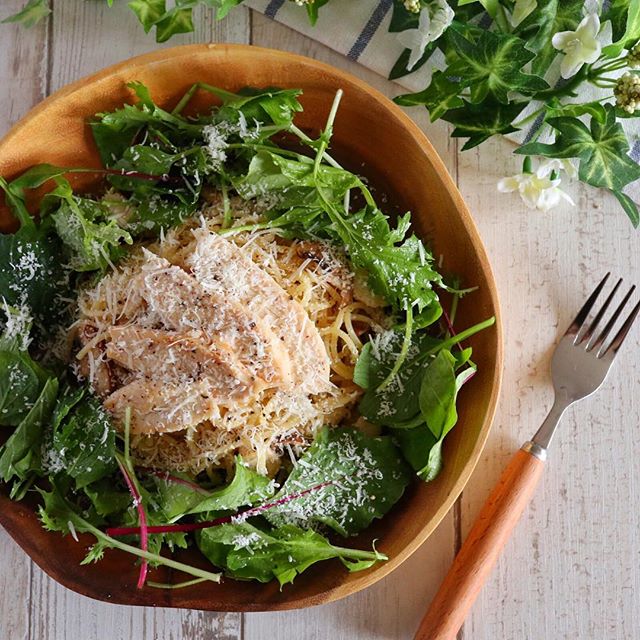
[414,273,640,640]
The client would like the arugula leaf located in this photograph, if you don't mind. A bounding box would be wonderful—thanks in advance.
[444,29,548,104]
[186,459,275,515]
[1,0,50,27]
[442,100,527,150]
[83,479,132,518]
[51,195,132,271]
[232,150,359,207]
[197,521,385,586]
[211,87,303,129]
[152,456,276,520]
[395,71,465,122]
[44,385,117,489]
[265,427,411,537]
[0,377,58,490]
[517,106,640,191]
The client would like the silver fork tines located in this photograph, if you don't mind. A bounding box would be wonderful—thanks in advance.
[529,273,639,453]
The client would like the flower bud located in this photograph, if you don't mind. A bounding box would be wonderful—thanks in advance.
[614,72,640,114]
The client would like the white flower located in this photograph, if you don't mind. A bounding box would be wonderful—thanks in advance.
[397,0,454,71]
[510,0,536,28]
[552,14,602,79]
[535,158,577,180]
[498,171,574,212]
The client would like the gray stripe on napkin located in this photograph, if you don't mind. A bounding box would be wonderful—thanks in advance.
[347,0,393,61]
[265,0,285,18]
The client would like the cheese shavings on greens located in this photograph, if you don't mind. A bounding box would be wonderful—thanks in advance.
[0,81,495,589]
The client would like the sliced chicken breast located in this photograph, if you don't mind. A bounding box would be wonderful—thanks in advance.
[187,230,331,393]
[132,249,292,387]
[103,378,218,434]
[105,326,258,398]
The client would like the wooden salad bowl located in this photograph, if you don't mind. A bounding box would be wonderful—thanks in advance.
[0,44,503,611]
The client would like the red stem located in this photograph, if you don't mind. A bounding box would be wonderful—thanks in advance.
[441,306,464,352]
[117,459,149,588]
[106,479,334,537]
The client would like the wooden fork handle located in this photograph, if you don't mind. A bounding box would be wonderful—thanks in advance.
[414,444,546,640]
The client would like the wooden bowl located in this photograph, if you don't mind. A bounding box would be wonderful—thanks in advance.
[0,44,502,611]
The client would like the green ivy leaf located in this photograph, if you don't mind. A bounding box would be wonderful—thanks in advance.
[604,0,634,42]
[127,0,166,33]
[603,0,640,58]
[444,29,548,104]
[154,5,194,42]
[395,71,465,121]
[389,42,437,81]
[516,0,583,76]
[517,106,640,191]
[544,99,607,124]
[612,190,640,228]
[1,0,50,28]
[442,100,527,150]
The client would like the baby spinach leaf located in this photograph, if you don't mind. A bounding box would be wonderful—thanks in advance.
[0,352,51,426]
[355,330,444,426]
[0,306,52,426]
[45,385,117,489]
[0,377,59,488]
[265,427,411,537]
[0,179,70,333]
[394,359,475,481]
[197,522,385,586]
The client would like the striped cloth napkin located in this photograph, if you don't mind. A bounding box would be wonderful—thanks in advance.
[245,0,640,195]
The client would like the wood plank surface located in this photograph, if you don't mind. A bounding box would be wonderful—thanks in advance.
[1,3,639,640]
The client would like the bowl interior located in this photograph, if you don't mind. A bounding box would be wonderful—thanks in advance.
[0,44,502,611]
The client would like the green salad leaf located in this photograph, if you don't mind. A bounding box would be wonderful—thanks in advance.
[0,306,52,426]
[197,522,385,587]
[0,377,59,495]
[44,386,117,489]
[152,456,276,521]
[395,353,475,482]
[0,178,70,335]
[265,427,411,537]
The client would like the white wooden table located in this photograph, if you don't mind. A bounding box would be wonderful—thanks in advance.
[1,3,638,639]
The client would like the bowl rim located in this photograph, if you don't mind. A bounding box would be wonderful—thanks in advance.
[0,43,503,611]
